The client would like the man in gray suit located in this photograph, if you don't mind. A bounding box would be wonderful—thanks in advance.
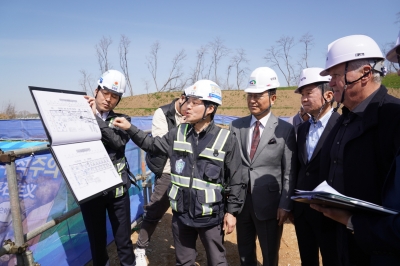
[231,67,297,266]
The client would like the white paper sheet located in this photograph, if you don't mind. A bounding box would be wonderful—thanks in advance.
[32,90,100,145]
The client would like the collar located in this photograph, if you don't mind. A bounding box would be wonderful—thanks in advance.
[309,108,333,127]
[351,88,380,116]
[96,110,109,121]
[250,112,271,128]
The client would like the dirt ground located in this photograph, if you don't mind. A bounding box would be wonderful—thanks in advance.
[96,208,302,266]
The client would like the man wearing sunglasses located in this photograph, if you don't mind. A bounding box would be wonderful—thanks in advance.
[83,70,135,266]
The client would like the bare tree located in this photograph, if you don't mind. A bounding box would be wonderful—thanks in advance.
[160,49,187,92]
[146,41,160,91]
[299,33,314,69]
[3,102,17,119]
[231,48,250,90]
[225,63,234,90]
[146,41,187,92]
[17,110,31,119]
[395,11,400,25]
[208,37,230,84]
[79,70,95,96]
[119,34,133,96]
[264,36,296,86]
[189,45,208,84]
[96,36,113,74]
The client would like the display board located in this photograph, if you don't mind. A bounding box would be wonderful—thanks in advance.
[29,87,122,203]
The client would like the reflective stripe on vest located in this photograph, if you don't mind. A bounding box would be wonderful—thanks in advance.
[169,184,180,212]
[173,124,193,153]
[171,174,223,191]
[199,128,230,161]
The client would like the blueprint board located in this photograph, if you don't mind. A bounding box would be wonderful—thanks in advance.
[29,86,122,203]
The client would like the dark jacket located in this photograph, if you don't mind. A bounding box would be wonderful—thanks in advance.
[294,111,340,218]
[96,111,132,190]
[319,85,400,265]
[127,121,245,227]
[352,148,400,265]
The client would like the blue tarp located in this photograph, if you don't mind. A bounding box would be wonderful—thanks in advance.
[0,114,288,265]
[0,115,242,266]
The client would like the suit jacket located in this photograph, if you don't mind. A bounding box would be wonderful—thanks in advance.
[352,149,400,265]
[319,85,400,264]
[320,85,400,204]
[293,111,340,218]
[231,113,297,221]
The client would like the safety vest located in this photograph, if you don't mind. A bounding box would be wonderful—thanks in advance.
[168,124,230,220]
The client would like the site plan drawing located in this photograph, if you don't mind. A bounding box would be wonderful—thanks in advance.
[29,87,122,203]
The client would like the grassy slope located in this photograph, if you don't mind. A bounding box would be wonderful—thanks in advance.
[116,86,400,118]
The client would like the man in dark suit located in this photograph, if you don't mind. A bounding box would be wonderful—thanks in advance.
[311,33,400,265]
[317,35,400,265]
[231,67,296,266]
[291,67,339,266]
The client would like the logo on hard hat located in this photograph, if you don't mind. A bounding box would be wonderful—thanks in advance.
[249,80,256,85]
[271,77,276,81]
[99,78,103,83]
[301,77,306,81]
[355,53,365,57]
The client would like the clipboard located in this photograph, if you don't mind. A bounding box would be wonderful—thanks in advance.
[292,193,399,215]
[29,86,123,204]
[291,181,399,215]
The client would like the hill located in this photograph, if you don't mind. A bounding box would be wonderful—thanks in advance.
[116,88,400,118]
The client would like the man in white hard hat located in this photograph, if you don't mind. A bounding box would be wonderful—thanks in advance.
[83,70,135,266]
[112,80,245,266]
[311,32,400,266]
[291,68,340,266]
[134,90,187,266]
[313,35,400,265]
[230,67,296,266]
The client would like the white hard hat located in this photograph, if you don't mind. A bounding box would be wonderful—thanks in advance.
[185,80,222,105]
[245,67,280,93]
[97,70,126,96]
[386,30,400,63]
[295,68,331,94]
[320,35,385,76]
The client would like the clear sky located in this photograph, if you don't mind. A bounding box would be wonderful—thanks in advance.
[1,1,399,113]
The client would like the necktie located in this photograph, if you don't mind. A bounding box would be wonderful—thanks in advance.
[250,121,261,161]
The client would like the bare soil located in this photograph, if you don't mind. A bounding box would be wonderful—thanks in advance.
[96,208,301,266]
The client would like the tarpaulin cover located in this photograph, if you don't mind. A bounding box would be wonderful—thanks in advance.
[0,115,243,266]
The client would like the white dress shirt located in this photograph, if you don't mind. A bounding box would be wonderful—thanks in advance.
[306,109,333,161]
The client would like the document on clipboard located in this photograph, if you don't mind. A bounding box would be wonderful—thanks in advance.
[291,181,399,215]
[29,86,123,204]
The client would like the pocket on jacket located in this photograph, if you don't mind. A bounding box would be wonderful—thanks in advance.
[203,163,221,182]
[168,184,185,213]
[194,189,223,217]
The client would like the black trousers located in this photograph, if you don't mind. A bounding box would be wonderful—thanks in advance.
[294,206,340,266]
[172,215,227,266]
[136,173,171,248]
[80,190,135,266]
